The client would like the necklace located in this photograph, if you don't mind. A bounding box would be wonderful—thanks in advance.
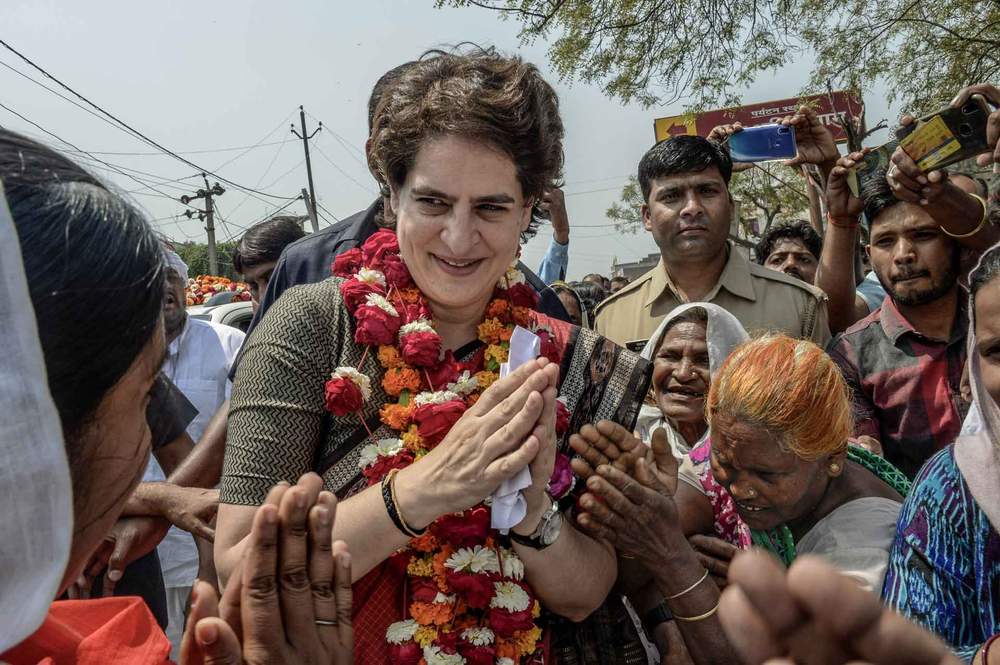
[325,229,574,664]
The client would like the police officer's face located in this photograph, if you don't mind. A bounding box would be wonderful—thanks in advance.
[642,166,732,261]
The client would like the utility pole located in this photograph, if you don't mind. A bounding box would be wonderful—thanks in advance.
[301,188,318,231]
[291,105,322,232]
[181,174,226,275]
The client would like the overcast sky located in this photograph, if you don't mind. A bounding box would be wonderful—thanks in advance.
[3,0,900,280]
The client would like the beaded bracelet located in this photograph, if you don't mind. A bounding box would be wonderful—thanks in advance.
[381,468,426,538]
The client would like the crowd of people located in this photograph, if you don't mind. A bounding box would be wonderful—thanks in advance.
[1,44,999,665]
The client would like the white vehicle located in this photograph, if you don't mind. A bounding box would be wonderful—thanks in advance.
[187,300,254,332]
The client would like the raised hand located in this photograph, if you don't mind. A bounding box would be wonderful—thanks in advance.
[950,84,1000,168]
[569,421,676,490]
[719,551,962,665]
[707,122,753,172]
[515,374,560,536]
[826,150,870,224]
[780,106,840,168]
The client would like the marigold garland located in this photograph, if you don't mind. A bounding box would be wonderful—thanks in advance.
[327,229,576,664]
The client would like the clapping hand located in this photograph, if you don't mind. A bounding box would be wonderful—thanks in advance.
[719,551,962,665]
[180,473,353,665]
[779,106,840,168]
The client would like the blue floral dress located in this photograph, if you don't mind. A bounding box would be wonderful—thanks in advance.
[882,445,1000,662]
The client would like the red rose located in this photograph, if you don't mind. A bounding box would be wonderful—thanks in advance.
[425,350,460,391]
[432,506,490,548]
[355,303,402,346]
[547,452,574,500]
[362,229,400,269]
[389,641,422,665]
[400,330,441,367]
[362,450,414,485]
[536,328,562,364]
[445,569,495,608]
[340,279,384,315]
[324,376,363,416]
[410,578,441,604]
[555,400,571,437]
[458,642,496,665]
[488,607,536,637]
[506,282,540,309]
[381,253,413,289]
[435,631,459,652]
[332,247,364,277]
[414,400,466,446]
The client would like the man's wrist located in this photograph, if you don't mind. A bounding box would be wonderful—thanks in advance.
[552,230,569,245]
[512,491,550,536]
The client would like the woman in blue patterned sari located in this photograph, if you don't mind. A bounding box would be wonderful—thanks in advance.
[882,243,1000,663]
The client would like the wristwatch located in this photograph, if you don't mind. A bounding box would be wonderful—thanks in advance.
[509,499,562,550]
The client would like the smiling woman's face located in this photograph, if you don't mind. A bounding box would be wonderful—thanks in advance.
[653,320,710,424]
[391,134,531,318]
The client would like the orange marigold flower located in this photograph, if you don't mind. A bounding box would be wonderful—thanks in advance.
[396,288,421,304]
[477,318,506,345]
[474,371,498,390]
[496,640,520,660]
[486,298,509,320]
[413,625,438,647]
[432,545,455,592]
[380,402,413,430]
[410,600,454,626]
[407,555,434,577]
[514,626,543,656]
[402,425,425,453]
[485,344,507,368]
[409,531,439,553]
[466,393,480,407]
[498,325,513,342]
[382,367,422,397]
[378,345,404,369]
[512,306,532,327]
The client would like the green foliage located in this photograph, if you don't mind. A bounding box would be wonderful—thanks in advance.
[440,0,1000,113]
[172,241,239,279]
[605,175,644,233]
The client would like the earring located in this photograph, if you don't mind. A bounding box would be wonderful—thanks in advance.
[829,462,841,474]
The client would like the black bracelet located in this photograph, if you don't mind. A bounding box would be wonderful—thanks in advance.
[381,468,426,538]
[644,602,673,632]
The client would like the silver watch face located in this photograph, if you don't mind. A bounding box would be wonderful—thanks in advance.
[540,507,563,545]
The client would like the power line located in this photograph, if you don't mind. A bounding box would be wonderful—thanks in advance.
[0,100,181,202]
[222,135,292,219]
[311,141,377,195]
[0,38,299,203]
[61,138,297,157]
[316,200,341,224]
[211,110,297,172]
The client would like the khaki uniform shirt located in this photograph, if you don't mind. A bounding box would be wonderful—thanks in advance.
[594,244,830,350]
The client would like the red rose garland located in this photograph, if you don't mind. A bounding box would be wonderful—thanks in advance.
[325,230,574,664]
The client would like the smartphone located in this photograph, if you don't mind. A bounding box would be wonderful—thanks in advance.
[847,95,993,195]
[728,124,797,163]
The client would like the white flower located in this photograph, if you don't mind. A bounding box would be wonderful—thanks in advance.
[364,292,399,317]
[447,370,479,396]
[489,581,531,612]
[498,262,526,288]
[400,319,436,336]
[413,390,461,406]
[357,438,403,470]
[331,367,372,401]
[497,659,515,665]
[461,626,495,646]
[499,548,525,581]
[422,645,466,665]
[356,267,386,288]
[444,546,500,575]
[385,619,419,644]
[432,592,456,605]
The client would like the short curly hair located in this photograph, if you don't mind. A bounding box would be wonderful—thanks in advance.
[756,219,823,265]
[368,46,564,242]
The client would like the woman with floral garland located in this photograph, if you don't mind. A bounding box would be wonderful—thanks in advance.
[215,48,651,664]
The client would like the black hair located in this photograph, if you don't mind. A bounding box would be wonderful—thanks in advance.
[582,273,606,283]
[638,135,734,201]
[232,215,306,274]
[368,60,420,132]
[970,244,1000,304]
[568,280,610,325]
[861,170,902,224]
[610,275,629,286]
[0,129,165,439]
[756,219,823,264]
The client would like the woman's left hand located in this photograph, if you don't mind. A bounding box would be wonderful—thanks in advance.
[513,375,560,536]
[688,535,739,589]
[575,449,684,566]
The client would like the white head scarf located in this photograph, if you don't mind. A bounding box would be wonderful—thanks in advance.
[162,248,189,283]
[954,244,1000,532]
[635,302,750,453]
[0,187,73,651]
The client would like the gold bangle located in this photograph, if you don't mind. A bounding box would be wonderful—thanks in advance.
[665,568,709,600]
[942,193,989,239]
[673,602,720,623]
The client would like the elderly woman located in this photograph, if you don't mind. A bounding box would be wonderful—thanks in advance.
[571,335,907,664]
[881,243,1000,664]
[215,49,650,664]
[0,130,351,664]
